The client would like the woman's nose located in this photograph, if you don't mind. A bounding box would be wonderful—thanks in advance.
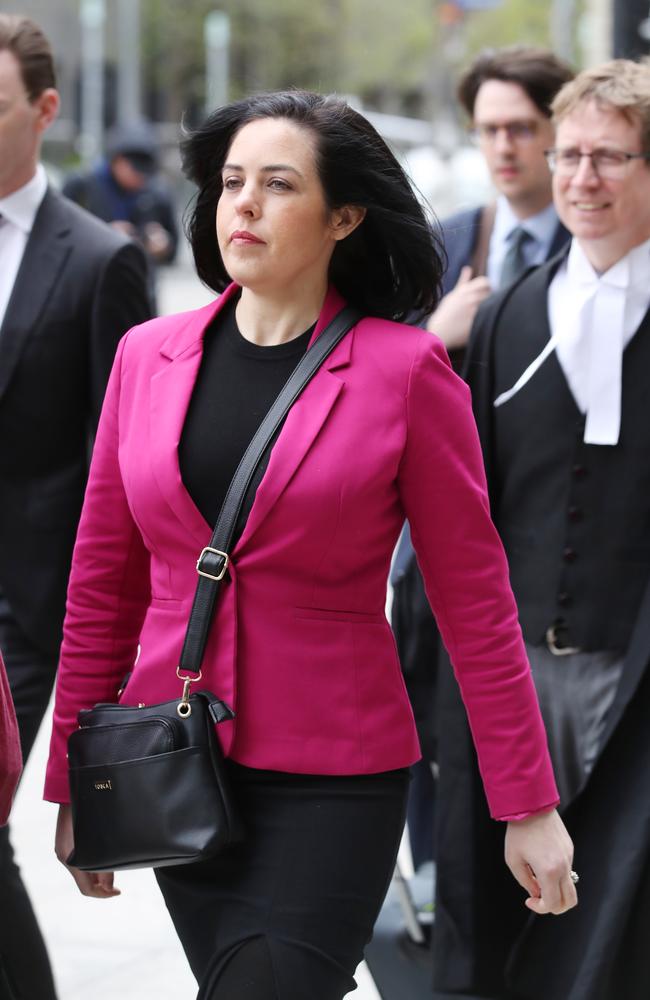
[234,184,260,216]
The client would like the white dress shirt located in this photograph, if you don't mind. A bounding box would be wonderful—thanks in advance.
[494,237,650,445]
[487,196,561,288]
[0,164,48,331]
[551,239,650,443]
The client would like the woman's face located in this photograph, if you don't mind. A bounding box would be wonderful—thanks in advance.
[216,117,357,298]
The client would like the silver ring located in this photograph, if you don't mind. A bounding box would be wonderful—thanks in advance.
[570,870,579,885]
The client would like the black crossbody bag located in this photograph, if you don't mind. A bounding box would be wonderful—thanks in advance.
[66,306,361,872]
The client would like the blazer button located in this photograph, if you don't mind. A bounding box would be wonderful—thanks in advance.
[563,547,577,563]
[572,464,587,479]
[568,506,584,522]
[557,591,572,607]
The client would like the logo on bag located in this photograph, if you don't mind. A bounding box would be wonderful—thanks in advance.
[94,779,113,791]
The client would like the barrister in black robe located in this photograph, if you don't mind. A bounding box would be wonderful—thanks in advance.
[433,248,650,1000]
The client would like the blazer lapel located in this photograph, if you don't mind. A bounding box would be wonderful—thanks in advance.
[235,287,354,552]
[148,283,355,551]
[0,189,72,401]
[235,367,346,553]
[149,295,230,547]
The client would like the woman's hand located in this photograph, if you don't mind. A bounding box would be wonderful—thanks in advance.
[505,808,577,915]
[55,804,120,899]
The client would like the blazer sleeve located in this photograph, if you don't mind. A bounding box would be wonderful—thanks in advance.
[0,652,22,826]
[460,289,506,509]
[89,241,152,429]
[44,332,152,803]
[398,334,558,819]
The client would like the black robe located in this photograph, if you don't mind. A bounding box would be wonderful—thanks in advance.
[433,256,650,1000]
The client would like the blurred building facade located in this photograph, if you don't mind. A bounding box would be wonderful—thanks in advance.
[2,1,648,229]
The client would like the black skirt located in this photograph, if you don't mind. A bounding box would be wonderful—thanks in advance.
[155,761,410,999]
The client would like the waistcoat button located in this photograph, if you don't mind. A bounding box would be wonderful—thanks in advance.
[563,547,577,563]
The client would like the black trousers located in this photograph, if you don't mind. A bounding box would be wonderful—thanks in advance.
[156,762,410,1000]
[0,593,59,1000]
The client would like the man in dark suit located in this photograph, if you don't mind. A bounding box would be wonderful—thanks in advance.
[434,59,650,999]
[392,46,572,871]
[425,46,573,364]
[0,14,151,998]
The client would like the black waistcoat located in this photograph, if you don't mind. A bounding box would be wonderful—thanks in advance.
[491,280,650,652]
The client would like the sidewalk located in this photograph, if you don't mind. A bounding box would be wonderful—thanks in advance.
[9,262,383,999]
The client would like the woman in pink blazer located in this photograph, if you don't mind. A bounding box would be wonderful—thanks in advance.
[46,91,576,998]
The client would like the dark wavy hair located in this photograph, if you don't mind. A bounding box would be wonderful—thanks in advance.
[181,90,443,321]
[457,46,574,120]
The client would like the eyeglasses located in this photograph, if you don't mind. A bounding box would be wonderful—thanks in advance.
[471,121,539,144]
[545,147,650,178]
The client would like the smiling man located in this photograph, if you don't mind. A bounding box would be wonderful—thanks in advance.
[433,60,650,1000]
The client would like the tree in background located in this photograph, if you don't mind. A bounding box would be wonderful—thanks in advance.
[139,0,587,127]
[464,0,555,51]
[141,0,436,122]
[0,0,591,135]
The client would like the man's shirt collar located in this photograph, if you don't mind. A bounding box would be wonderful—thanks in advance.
[0,164,48,234]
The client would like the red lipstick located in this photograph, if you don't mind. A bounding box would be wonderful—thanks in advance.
[231,230,265,244]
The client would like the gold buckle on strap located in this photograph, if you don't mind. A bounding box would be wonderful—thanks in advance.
[196,547,229,581]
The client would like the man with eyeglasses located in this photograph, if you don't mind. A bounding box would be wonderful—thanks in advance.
[424,46,573,361]
[433,60,650,1000]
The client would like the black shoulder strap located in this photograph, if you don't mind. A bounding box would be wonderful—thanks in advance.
[178,305,362,679]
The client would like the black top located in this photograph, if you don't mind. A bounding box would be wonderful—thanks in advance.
[179,299,313,527]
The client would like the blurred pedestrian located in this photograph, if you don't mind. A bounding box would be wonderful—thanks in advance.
[46,90,575,1000]
[63,120,178,306]
[0,13,151,999]
[392,44,573,874]
[435,59,650,1000]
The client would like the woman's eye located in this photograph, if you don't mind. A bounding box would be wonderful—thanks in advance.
[223,177,242,190]
[268,178,291,191]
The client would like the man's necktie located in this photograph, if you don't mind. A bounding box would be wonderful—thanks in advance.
[494,265,628,446]
[499,226,532,288]
[563,276,626,445]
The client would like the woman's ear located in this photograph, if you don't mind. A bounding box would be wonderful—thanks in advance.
[330,205,366,242]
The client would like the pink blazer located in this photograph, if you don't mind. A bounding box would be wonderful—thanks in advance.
[45,284,558,818]
[1,651,22,826]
